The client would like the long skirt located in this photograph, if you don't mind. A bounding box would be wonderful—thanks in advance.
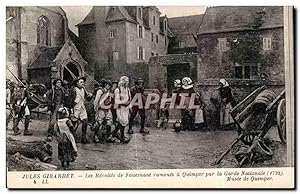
[220,102,234,126]
[116,106,130,127]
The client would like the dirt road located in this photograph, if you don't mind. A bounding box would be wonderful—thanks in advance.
[6,119,287,170]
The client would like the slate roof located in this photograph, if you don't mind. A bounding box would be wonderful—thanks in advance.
[38,6,66,16]
[198,6,283,34]
[168,14,203,35]
[76,7,95,26]
[28,47,62,69]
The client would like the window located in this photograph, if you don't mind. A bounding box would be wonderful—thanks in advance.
[156,34,158,43]
[110,7,116,14]
[218,38,228,51]
[153,16,156,25]
[179,41,185,48]
[164,20,167,31]
[151,33,154,42]
[37,16,50,46]
[113,51,119,61]
[234,63,259,79]
[263,37,272,50]
[137,25,144,38]
[137,47,145,60]
[156,53,159,56]
[109,30,115,38]
[151,52,154,56]
[138,8,142,19]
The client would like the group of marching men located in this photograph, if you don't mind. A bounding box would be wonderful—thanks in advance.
[6,74,237,168]
[6,75,148,168]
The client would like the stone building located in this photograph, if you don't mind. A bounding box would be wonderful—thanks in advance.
[196,6,285,130]
[76,6,172,82]
[6,6,93,89]
[167,14,203,54]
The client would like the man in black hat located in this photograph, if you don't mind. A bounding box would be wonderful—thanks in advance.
[11,79,32,136]
[128,77,149,134]
[69,77,93,144]
[46,78,69,141]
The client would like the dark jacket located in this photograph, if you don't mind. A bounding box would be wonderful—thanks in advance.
[219,87,237,107]
[46,87,68,111]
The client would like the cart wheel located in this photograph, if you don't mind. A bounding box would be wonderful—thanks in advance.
[277,99,286,144]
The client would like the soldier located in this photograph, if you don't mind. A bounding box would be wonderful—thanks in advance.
[11,79,33,136]
[128,77,149,134]
[46,79,69,142]
[93,79,114,143]
[69,77,93,144]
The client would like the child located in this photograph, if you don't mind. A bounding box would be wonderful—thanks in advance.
[157,105,169,130]
[57,107,78,169]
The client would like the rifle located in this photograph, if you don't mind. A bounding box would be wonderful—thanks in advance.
[6,67,46,106]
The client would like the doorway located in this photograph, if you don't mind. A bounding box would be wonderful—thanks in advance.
[166,63,190,93]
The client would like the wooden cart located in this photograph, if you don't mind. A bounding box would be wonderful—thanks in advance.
[211,85,286,166]
[230,85,286,145]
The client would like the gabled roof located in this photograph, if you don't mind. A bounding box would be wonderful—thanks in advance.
[28,47,62,69]
[106,6,136,23]
[76,7,95,26]
[198,6,283,34]
[38,6,66,17]
[168,14,203,36]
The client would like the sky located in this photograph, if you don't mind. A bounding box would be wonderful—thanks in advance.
[62,6,206,35]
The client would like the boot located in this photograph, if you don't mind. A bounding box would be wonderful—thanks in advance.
[81,123,89,144]
[106,126,114,143]
[94,122,100,143]
[120,126,130,144]
[12,118,21,135]
[140,127,149,134]
[23,116,33,136]
[128,128,134,134]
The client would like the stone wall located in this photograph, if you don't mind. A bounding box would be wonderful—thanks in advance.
[195,79,285,130]
[197,28,284,81]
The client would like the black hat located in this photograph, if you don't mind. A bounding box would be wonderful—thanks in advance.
[105,79,112,86]
[52,78,63,86]
[72,76,86,86]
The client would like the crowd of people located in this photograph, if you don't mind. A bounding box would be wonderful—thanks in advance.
[6,75,237,169]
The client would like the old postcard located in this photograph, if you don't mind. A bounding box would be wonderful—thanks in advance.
[5,5,294,189]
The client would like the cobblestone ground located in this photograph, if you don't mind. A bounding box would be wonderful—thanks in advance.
[6,119,287,171]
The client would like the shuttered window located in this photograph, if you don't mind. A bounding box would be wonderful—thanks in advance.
[263,37,272,50]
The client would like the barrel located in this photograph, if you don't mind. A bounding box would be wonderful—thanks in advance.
[252,89,276,113]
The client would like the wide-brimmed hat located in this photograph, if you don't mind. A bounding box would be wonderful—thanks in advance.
[52,78,63,86]
[72,76,86,86]
[112,80,118,84]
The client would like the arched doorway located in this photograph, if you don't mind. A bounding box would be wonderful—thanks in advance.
[62,63,80,87]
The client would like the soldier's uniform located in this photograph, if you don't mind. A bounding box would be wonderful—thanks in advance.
[11,80,32,136]
[128,77,148,134]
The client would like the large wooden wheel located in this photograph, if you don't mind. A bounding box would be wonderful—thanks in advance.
[277,99,286,144]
